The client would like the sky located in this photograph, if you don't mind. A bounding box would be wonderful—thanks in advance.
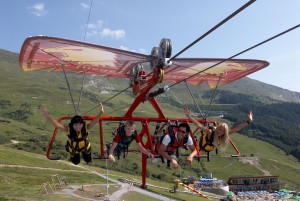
[1,0,300,92]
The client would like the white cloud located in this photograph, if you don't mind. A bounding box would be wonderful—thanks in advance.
[100,28,125,39]
[83,20,104,37]
[80,3,90,10]
[82,19,125,40]
[88,20,103,29]
[86,30,98,37]
[27,3,48,17]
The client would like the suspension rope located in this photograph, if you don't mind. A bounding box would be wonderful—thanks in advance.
[27,8,299,118]
[73,0,93,114]
[29,0,256,117]
[184,81,205,119]
[167,0,256,63]
[60,61,78,115]
[205,75,222,119]
[24,41,133,115]
[83,0,93,42]
[77,69,87,113]
[85,22,300,115]
[167,23,300,89]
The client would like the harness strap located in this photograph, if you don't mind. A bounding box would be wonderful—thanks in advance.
[199,129,215,152]
[66,139,90,155]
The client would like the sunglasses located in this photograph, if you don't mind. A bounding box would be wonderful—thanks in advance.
[178,129,186,134]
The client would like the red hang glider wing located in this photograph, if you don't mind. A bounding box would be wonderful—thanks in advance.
[163,58,269,88]
[19,36,154,78]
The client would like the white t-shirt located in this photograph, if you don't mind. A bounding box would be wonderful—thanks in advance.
[161,133,193,146]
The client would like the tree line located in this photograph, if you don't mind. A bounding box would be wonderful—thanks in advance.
[213,91,300,161]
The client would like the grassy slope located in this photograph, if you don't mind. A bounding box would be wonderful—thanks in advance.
[1,133,300,201]
[0,50,300,200]
[0,145,210,201]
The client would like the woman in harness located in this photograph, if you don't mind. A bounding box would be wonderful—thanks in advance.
[158,122,197,169]
[108,121,154,162]
[41,103,104,165]
[184,107,253,152]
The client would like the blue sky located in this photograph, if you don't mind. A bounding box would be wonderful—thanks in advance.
[1,0,300,92]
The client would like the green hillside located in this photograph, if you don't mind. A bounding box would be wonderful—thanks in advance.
[0,49,300,200]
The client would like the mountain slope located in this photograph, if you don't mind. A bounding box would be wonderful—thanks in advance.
[0,49,300,194]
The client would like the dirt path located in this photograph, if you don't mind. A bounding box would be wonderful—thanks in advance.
[0,161,173,201]
[66,162,174,201]
[239,157,271,176]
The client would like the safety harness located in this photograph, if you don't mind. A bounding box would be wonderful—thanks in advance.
[198,127,216,152]
[65,123,90,156]
[155,124,188,167]
[107,126,137,159]
[197,126,216,161]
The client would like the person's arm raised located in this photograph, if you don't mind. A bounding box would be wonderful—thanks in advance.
[184,107,211,135]
[229,111,253,134]
[41,105,67,132]
[87,102,104,130]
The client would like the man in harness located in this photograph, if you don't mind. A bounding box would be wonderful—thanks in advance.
[41,103,104,165]
[108,121,154,162]
[158,122,197,169]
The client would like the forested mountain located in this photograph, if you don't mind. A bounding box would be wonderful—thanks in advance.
[209,91,300,160]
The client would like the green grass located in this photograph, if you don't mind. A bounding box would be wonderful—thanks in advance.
[0,145,212,201]
[121,191,163,201]
[1,51,300,200]
[0,146,107,200]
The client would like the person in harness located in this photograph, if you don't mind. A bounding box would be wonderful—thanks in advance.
[41,103,104,165]
[158,122,197,169]
[107,121,154,162]
[184,107,253,153]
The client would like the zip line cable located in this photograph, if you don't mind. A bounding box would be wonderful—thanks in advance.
[167,0,256,63]
[28,1,299,116]
[167,23,300,89]
[83,0,93,42]
[28,0,256,115]
[82,1,256,114]
[30,22,300,116]
[143,0,256,79]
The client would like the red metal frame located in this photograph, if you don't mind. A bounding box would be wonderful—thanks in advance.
[46,67,240,188]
